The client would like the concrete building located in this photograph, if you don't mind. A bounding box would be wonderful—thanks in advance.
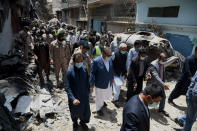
[0,0,31,55]
[61,0,88,29]
[136,0,197,56]
[87,0,136,33]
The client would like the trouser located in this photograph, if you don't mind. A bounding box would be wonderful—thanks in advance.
[95,85,112,111]
[37,62,50,83]
[159,86,166,111]
[127,76,143,101]
[69,103,91,123]
[168,79,191,101]
[23,44,29,60]
[113,82,121,101]
[178,96,197,131]
[54,60,69,84]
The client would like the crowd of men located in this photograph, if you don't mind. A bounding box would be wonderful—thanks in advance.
[16,19,197,131]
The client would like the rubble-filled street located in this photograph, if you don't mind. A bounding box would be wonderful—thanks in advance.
[0,58,197,131]
[1,0,197,131]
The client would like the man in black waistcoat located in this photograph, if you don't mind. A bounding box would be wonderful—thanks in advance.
[126,48,148,101]
[112,43,128,102]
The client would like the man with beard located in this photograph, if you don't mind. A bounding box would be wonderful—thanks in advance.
[112,43,128,103]
[50,29,72,86]
[33,36,50,85]
[126,48,148,101]
[90,47,114,116]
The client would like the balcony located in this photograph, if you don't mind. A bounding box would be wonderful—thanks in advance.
[61,3,69,9]
[62,0,84,9]
[87,0,115,7]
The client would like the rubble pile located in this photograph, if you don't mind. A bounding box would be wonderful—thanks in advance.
[0,93,20,131]
[0,59,61,130]
[115,31,185,79]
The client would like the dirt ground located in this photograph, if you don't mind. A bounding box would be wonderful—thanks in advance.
[26,71,197,131]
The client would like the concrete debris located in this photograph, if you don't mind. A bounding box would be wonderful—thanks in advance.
[0,79,27,111]
[0,93,20,131]
[30,94,55,119]
[13,93,56,119]
[14,96,34,114]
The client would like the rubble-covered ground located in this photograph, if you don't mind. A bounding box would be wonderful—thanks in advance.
[0,57,197,131]
[25,83,197,131]
[26,61,197,130]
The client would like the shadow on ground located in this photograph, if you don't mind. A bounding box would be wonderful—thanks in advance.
[94,107,118,123]
[150,108,169,126]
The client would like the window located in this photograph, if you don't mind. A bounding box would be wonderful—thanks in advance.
[62,0,67,3]
[148,6,180,17]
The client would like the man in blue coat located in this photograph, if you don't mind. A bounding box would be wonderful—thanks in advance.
[121,84,163,131]
[90,47,114,116]
[168,47,197,105]
[65,53,91,129]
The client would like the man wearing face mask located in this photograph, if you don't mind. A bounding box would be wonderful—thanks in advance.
[92,36,106,59]
[112,43,128,103]
[65,53,91,129]
[33,36,50,85]
[50,29,72,86]
[126,48,148,101]
[121,84,163,131]
[111,36,122,52]
[69,43,91,74]
[90,47,114,116]
[126,40,141,72]
[168,47,197,105]
[146,53,170,117]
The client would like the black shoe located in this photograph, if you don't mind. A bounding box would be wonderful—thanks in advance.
[175,118,184,127]
[104,102,107,107]
[159,110,169,117]
[73,122,79,128]
[97,110,104,116]
[80,122,88,130]
[168,100,176,106]
[112,100,120,108]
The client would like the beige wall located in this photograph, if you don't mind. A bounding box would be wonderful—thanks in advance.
[107,22,130,33]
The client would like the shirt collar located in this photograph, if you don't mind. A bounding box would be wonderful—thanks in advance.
[139,94,147,106]
[101,55,107,62]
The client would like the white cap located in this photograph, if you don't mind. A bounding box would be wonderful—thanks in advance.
[119,43,127,48]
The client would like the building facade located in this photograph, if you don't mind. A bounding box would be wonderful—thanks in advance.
[61,0,88,30]
[136,0,197,56]
[88,0,136,33]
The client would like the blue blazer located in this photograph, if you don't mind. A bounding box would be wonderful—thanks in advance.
[90,56,114,89]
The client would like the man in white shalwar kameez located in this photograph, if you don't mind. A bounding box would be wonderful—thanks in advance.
[112,43,128,103]
[90,47,114,116]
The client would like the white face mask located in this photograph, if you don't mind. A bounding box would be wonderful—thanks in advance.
[105,56,111,61]
[120,50,127,54]
[148,102,159,108]
[140,56,146,61]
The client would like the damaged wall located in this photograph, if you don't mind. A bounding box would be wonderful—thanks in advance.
[0,0,31,55]
[136,0,197,56]
[0,10,13,55]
